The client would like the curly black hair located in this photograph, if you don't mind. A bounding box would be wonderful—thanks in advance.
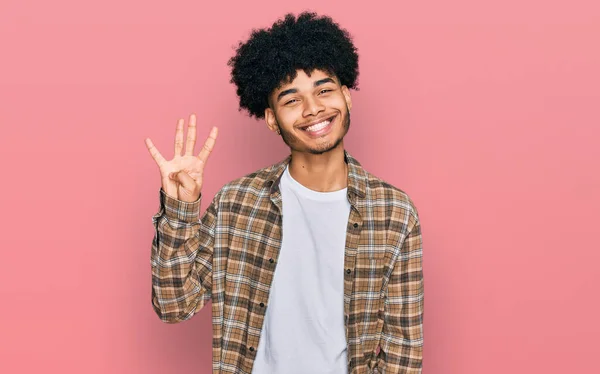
[227,11,360,120]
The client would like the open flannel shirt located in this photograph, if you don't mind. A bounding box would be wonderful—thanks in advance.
[151,150,424,374]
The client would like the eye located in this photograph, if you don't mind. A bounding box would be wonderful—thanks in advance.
[319,89,332,94]
[285,99,297,105]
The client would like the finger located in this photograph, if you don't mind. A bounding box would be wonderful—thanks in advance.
[197,126,218,165]
[184,113,197,156]
[169,169,197,192]
[145,138,166,166]
[174,118,184,157]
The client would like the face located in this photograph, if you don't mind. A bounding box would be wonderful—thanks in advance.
[265,69,352,155]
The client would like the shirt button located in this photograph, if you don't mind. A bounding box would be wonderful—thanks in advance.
[269,258,274,263]
[260,302,265,307]
[353,223,358,228]
[346,268,352,274]
[249,347,255,352]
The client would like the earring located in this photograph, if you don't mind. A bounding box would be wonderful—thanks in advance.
[276,129,281,135]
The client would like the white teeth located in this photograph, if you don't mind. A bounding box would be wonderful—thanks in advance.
[305,120,330,132]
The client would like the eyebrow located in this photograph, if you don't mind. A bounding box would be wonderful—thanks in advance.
[276,77,336,103]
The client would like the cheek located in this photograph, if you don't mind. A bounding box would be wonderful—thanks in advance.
[327,94,348,108]
[276,109,301,128]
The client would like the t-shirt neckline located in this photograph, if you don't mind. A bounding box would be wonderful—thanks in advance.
[283,165,348,202]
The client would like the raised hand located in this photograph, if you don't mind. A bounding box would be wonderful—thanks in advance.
[145,113,218,202]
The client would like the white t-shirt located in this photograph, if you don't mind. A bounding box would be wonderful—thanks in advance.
[251,165,351,374]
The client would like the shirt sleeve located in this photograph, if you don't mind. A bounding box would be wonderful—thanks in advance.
[150,187,220,323]
[380,212,424,373]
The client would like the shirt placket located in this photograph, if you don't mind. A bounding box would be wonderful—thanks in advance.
[243,185,284,373]
[344,194,363,372]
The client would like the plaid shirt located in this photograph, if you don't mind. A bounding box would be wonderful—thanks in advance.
[151,150,424,374]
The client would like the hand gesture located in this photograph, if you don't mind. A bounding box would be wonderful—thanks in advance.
[145,114,218,202]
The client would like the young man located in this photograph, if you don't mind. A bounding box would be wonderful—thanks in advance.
[145,12,423,374]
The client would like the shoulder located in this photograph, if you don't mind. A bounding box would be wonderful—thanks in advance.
[363,170,421,222]
[216,162,281,202]
[346,150,420,222]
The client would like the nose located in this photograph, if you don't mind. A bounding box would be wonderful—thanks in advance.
[302,95,325,118]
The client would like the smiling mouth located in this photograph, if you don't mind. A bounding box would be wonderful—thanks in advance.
[299,115,337,133]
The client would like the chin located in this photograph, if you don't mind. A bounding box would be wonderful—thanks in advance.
[305,135,344,155]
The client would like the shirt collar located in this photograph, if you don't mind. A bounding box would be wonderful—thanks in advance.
[265,149,367,200]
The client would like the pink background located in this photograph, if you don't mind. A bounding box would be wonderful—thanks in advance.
[1,0,598,373]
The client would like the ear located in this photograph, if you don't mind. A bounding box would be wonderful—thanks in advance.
[264,107,279,133]
[341,85,352,111]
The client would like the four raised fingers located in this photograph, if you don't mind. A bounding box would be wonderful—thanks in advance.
[147,115,217,170]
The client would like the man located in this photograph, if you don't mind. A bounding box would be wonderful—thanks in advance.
[145,12,423,374]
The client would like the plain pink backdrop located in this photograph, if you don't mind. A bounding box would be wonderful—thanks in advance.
[1,0,598,373]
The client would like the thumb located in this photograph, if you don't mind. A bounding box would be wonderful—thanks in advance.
[170,169,197,191]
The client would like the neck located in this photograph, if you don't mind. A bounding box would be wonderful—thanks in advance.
[288,143,348,192]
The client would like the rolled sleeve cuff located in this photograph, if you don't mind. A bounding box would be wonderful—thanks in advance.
[158,188,201,223]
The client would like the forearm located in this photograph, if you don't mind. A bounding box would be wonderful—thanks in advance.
[380,216,424,373]
[380,295,423,373]
[150,188,216,323]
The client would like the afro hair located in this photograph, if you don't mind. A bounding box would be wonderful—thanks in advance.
[227,11,360,120]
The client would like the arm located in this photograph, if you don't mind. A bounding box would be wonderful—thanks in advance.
[150,187,220,323]
[380,213,424,373]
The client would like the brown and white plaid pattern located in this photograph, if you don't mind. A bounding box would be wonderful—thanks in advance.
[151,150,424,373]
